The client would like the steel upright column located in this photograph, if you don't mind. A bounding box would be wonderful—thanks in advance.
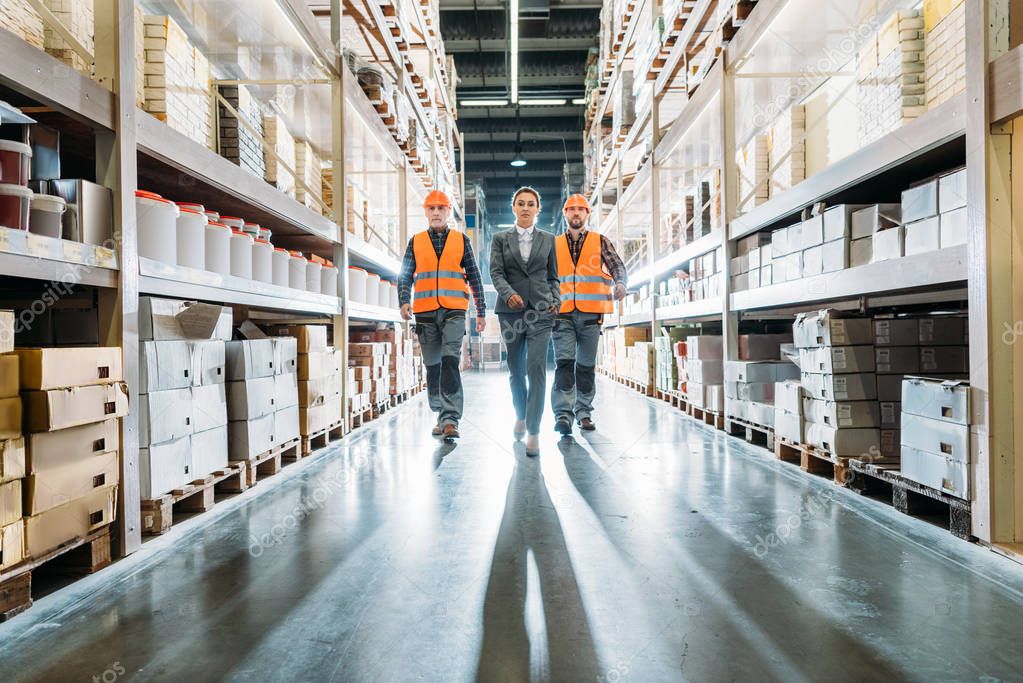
[331,0,350,433]
[720,52,740,406]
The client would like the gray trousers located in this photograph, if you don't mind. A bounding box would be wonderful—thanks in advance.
[415,308,466,426]
[499,310,554,434]
[551,310,602,422]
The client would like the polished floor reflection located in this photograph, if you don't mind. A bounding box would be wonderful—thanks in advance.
[2,371,1023,682]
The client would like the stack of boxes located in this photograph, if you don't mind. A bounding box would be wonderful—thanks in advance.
[774,379,804,445]
[901,167,968,258]
[900,376,970,499]
[731,233,773,292]
[737,134,770,210]
[138,297,231,497]
[279,326,334,441]
[602,326,651,379]
[851,203,901,267]
[359,325,419,396]
[19,346,127,559]
[218,84,266,180]
[142,15,214,149]
[724,334,798,427]
[685,246,725,302]
[294,140,323,212]
[924,0,966,109]
[348,339,391,406]
[655,328,685,394]
[769,105,805,197]
[264,114,297,197]
[0,311,24,570]
[226,334,301,460]
[794,311,881,458]
[684,335,723,413]
[857,10,926,146]
[626,341,655,388]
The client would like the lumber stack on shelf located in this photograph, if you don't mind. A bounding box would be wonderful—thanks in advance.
[856,10,925,147]
[41,0,94,76]
[768,105,806,197]
[0,0,45,50]
[217,84,267,181]
[737,134,770,210]
[294,140,323,212]
[263,114,297,198]
[924,0,966,109]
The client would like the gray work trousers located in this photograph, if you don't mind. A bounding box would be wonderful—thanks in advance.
[415,307,466,427]
[550,310,602,422]
[499,310,555,434]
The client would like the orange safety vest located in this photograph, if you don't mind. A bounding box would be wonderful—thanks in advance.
[412,229,470,313]
[556,231,613,314]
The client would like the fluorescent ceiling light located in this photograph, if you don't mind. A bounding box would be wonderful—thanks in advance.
[462,99,509,107]
[497,223,515,228]
[520,98,567,106]
[510,156,527,168]
[510,0,519,104]
[571,98,587,105]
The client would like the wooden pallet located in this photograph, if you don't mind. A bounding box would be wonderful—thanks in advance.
[0,525,112,621]
[351,406,373,429]
[775,438,850,485]
[301,421,345,457]
[390,390,412,408]
[726,416,776,451]
[847,459,974,541]
[687,403,726,430]
[141,462,250,536]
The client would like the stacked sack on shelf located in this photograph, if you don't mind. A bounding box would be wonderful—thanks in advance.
[138,296,231,498]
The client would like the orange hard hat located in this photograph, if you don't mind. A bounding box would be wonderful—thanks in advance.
[563,193,591,212]
[423,190,451,208]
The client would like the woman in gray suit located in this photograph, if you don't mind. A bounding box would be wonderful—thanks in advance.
[489,187,560,456]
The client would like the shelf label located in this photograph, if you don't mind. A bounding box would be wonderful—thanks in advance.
[62,240,84,263]
[27,234,52,258]
[95,247,117,269]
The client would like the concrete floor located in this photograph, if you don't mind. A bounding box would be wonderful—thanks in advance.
[2,371,1023,682]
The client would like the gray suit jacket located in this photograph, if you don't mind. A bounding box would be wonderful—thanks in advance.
[489,228,561,314]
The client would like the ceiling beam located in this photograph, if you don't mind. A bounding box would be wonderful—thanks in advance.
[458,74,585,87]
[439,0,602,8]
[458,105,583,118]
[445,38,595,52]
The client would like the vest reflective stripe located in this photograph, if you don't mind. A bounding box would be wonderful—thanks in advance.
[556,232,613,314]
[412,230,470,313]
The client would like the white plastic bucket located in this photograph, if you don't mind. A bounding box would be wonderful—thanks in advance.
[176,207,207,269]
[378,278,392,309]
[390,283,399,309]
[29,193,66,238]
[305,260,322,294]
[0,184,32,230]
[348,267,367,304]
[0,140,32,186]
[365,272,381,307]
[288,251,307,290]
[177,201,205,215]
[272,248,290,287]
[205,210,221,223]
[243,222,261,238]
[221,216,245,231]
[136,190,179,265]
[204,223,231,274]
[252,238,273,283]
[258,227,272,242]
[229,230,254,279]
[321,265,339,297]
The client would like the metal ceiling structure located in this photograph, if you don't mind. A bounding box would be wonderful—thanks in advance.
[439,0,598,230]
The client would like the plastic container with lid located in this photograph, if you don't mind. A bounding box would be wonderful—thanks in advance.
[347,266,367,304]
[136,190,179,265]
[272,247,290,287]
[205,210,221,223]
[377,278,392,309]
[220,216,245,231]
[321,264,339,297]
[389,282,399,309]
[28,193,66,238]
[0,141,32,186]
[205,222,231,274]
[243,222,261,238]
[258,227,272,242]
[288,250,307,290]
[176,206,208,269]
[252,238,273,283]
[305,259,322,294]
[176,201,205,215]
[365,271,381,307]
[229,229,255,279]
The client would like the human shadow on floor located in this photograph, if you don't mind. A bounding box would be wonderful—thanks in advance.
[475,444,603,682]
[433,440,457,470]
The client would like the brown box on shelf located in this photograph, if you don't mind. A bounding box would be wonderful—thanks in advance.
[0,519,24,571]
[300,397,343,434]
[349,331,376,344]
[298,351,335,381]
[273,325,328,352]
[0,354,17,399]
[0,310,13,354]
[27,418,119,473]
[24,451,119,516]
[24,484,117,559]
[299,374,343,408]
[0,479,21,527]
[0,438,25,484]
[24,383,129,433]
[0,397,23,440]
[14,347,122,390]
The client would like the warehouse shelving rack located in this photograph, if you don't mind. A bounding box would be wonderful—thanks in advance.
[0,0,459,557]
[586,0,1023,556]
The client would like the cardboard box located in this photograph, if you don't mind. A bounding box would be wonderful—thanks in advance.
[226,340,275,380]
[876,374,904,402]
[775,380,803,415]
[904,216,941,256]
[686,336,722,360]
[191,425,229,477]
[298,374,342,408]
[801,245,823,276]
[881,429,900,458]
[801,214,824,249]
[749,402,775,426]
[299,351,335,380]
[0,396,20,439]
[0,479,21,526]
[229,412,274,460]
[24,450,119,515]
[871,227,905,262]
[0,310,12,354]
[938,168,967,213]
[738,334,792,361]
[940,207,968,248]
[0,520,24,570]
[875,346,920,374]
[902,413,970,463]
[850,237,872,267]
[731,254,748,275]
[725,361,798,383]
[190,340,226,385]
[821,238,848,273]
[275,373,299,410]
[774,408,803,443]
[793,311,872,348]
[192,383,227,433]
[902,179,939,223]
[805,424,880,457]
[726,381,774,402]
[918,317,967,345]
[761,264,773,285]
[803,398,880,428]
[685,359,723,384]
[272,336,298,375]
[880,401,900,428]
[25,382,128,433]
[274,325,327,352]
[851,204,901,239]
[874,319,919,346]
[140,341,191,391]
[771,227,790,256]
[139,388,193,447]
[801,372,877,401]
[275,405,301,442]
[920,346,968,374]
[0,438,24,483]
[687,381,706,408]
[0,354,17,399]
[726,398,750,421]
[901,446,968,499]
[140,297,232,341]
[799,346,875,374]
[227,376,276,421]
[25,484,117,558]
[301,396,342,434]
[824,205,870,242]
[705,384,724,412]
[15,347,122,390]
[902,376,969,424]
[26,419,118,473]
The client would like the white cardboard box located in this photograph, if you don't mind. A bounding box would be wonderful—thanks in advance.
[686,336,723,360]
[140,340,192,391]
[799,346,876,374]
[875,347,920,375]
[140,297,232,341]
[823,205,870,242]
[726,381,774,402]
[229,412,274,460]
[140,435,192,499]
[724,361,799,384]
[192,383,227,433]
[871,227,905,262]
[272,336,298,376]
[851,204,901,239]
[749,402,775,426]
[801,214,824,249]
[850,237,872,267]
[803,398,880,428]
[874,319,919,346]
[902,179,939,223]
[801,371,877,401]
[726,398,750,421]
[686,359,724,384]
[190,340,226,386]
[904,216,941,256]
[775,408,803,443]
[938,168,967,213]
[821,238,848,273]
[227,376,277,421]
[901,413,970,464]
[793,311,873,348]
[226,339,275,380]
[771,227,790,256]
[901,446,968,499]
[705,384,724,412]
[940,207,968,248]
[191,426,229,477]
[775,380,803,415]
[139,388,193,447]
[805,423,880,457]
[275,373,299,410]
[801,245,823,276]
[275,405,301,443]
[901,376,969,425]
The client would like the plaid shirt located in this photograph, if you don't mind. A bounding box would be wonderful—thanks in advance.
[565,230,628,287]
[397,228,486,315]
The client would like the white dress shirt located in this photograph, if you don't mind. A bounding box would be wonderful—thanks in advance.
[516,225,535,262]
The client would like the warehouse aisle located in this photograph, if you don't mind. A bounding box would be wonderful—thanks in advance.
[1,371,1023,682]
